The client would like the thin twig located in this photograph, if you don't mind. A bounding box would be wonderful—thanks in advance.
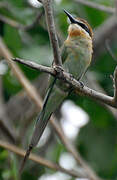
[22,11,44,31]
[105,39,117,62]
[86,72,117,119]
[0,140,81,178]
[75,0,115,13]
[13,57,116,108]
[12,57,54,75]
[42,0,62,66]
[0,11,44,31]
[0,14,22,29]
[94,15,117,57]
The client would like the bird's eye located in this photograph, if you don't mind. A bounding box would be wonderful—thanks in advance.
[76,21,91,37]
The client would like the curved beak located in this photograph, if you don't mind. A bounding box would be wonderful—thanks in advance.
[63,9,76,24]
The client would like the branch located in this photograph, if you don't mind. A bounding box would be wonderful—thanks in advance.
[75,0,115,13]
[42,0,62,66]
[12,57,54,75]
[0,76,16,143]
[0,140,81,178]
[13,57,116,108]
[0,120,16,143]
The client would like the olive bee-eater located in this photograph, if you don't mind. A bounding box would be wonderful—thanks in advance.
[20,9,93,172]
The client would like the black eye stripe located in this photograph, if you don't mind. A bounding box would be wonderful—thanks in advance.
[76,21,91,37]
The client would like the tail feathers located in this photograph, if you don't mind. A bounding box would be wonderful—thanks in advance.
[30,112,52,147]
[30,77,57,147]
[19,112,52,174]
[19,77,57,174]
[19,145,33,174]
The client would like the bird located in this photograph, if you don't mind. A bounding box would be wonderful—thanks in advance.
[20,9,93,173]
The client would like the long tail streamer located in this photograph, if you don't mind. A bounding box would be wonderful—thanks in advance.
[19,77,57,174]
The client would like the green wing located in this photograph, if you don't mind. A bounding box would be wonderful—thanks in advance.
[61,44,68,64]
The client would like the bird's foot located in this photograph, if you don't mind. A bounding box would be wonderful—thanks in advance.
[79,81,84,88]
[53,65,64,74]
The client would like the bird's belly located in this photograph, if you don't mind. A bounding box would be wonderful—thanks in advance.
[63,50,91,79]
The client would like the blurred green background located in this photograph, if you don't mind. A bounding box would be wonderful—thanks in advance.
[0,0,117,179]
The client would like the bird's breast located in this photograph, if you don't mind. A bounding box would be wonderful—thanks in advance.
[64,37,93,79]
[65,37,92,64]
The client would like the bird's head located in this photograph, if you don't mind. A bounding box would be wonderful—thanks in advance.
[64,9,93,39]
